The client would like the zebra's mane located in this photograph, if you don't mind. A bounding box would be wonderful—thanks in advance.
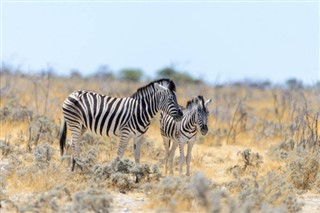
[186,95,205,110]
[131,78,176,99]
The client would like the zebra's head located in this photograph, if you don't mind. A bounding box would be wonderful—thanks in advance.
[154,80,183,121]
[190,96,212,135]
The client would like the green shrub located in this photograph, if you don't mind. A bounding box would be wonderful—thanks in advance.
[119,69,144,82]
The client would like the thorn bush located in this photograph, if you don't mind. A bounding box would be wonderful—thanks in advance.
[73,187,112,213]
[0,97,32,123]
[93,157,161,191]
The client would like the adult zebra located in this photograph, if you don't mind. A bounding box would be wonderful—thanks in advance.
[60,79,183,171]
[160,96,212,176]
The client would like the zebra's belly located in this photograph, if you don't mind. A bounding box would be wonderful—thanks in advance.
[177,131,197,141]
[162,130,196,141]
[87,122,122,137]
[86,121,145,138]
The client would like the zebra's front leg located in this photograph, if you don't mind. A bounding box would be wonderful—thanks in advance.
[117,135,130,158]
[134,135,143,163]
[163,137,170,175]
[168,141,178,175]
[186,139,195,176]
[178,139,186,175]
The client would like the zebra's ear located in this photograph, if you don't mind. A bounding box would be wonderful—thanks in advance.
[205,98,212,107]
[154,83,168,91]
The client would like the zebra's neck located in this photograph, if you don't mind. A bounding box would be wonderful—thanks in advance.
[181,109,197,132]
[133,92,159,129]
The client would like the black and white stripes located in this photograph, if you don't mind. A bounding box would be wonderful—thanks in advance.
[60,79,183,171]
[160,96,212,176]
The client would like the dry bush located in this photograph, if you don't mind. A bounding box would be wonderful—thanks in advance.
[286,150,320,192]
[312,173,320,193]
[143,172,300,212]
[0,95,59,150]
[1,185,112,213]
[71,148,98,174]
[28,115,59,148]
[269,140,295,160]
[223,171,301,212]
[73,187,112,213]
[0,139,14,158]
[93,157,161,191]
[231,172,301,213]
[0,194,19,213]
[228,149,263,177]
[18,186,72,212]
[141,175,195,212]
[33,143,54,168]
[0,96,32,123]
[269,105,320,193]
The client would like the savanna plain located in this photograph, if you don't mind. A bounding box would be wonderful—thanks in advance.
[0,71,319,213]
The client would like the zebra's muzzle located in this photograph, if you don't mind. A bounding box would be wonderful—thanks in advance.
[201,125,208,135]
[174,110,183,121]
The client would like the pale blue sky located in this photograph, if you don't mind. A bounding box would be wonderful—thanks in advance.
[1,1,319,84]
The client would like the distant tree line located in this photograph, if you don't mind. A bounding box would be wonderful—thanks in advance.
[1,62,316,88]
[70,65,203,84]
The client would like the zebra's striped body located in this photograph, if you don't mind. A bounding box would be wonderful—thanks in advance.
[160,96,212,176]
[60,79,183,171]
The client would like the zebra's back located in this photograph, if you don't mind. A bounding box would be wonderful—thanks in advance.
[62,90,136,137]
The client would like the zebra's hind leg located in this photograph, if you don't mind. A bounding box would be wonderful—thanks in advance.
[134,135,143,163]
[186,139,195,176]
[70,125,83,172]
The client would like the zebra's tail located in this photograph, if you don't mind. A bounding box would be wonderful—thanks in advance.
[59,117,67,156]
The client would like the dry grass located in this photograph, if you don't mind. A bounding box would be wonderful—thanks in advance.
[1,72,319,212]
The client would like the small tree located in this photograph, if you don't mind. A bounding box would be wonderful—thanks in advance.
[119,69,144,82]
[286,78,303,89]
[157,67,202,84]
[157,67,176,79]
[92,65,114,79]
[70,69,82,79]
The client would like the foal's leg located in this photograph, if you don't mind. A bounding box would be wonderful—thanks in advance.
[186,138,196,176]
[168,141,178,175]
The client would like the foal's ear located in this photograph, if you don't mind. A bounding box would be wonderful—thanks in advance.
[154,83,168,92]
[205,98,212,107]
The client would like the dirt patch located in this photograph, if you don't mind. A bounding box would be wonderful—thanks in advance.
[299,194,320,213]
[111,192,149,212]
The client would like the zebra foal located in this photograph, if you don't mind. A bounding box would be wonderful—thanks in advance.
[60,79,183,171]
[160,96,212,176]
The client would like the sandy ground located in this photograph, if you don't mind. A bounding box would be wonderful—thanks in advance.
[110,192,320,213]
[110,192,150,213]
[299,194,320,213]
